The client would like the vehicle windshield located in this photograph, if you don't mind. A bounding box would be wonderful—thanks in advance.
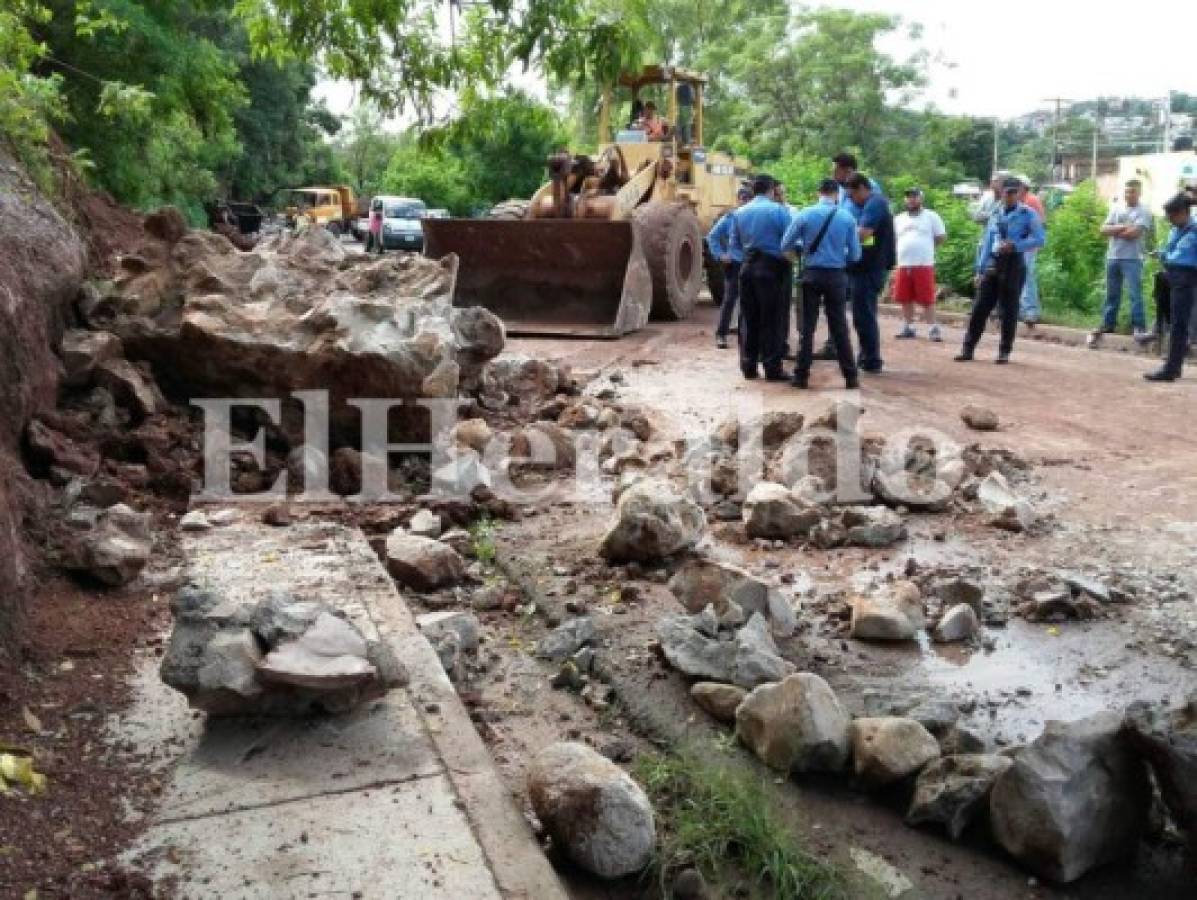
[384,202,425,219]
[290,190,318,210]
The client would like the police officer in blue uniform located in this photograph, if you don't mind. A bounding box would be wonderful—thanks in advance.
[729,174,793,380]
[706,185,751,349]
[956,176,1045,364]
[782,178,862,390]
[1145,193,1197,382]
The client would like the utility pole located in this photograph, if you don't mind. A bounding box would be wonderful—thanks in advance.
[1162,90,1173,153]
[992,117,1000,175]
[1042,97,1074,181]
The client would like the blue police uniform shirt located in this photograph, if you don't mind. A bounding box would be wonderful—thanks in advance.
[706,211,743,264]
[1162,219,1197,270]
[974,202,1045,273]
[729,196,792,259]
[781,198,861,269]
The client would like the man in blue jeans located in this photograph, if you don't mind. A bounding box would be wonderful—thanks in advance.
[1089,179,1154,348]
[706,186,751,349]
[844,173,895,373]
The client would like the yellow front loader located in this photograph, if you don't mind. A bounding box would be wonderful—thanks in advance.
[421,66,750,337]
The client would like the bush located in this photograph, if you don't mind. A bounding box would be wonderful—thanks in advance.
[1036,181,1108,319]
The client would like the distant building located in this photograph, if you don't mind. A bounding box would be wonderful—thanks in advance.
[1106,151,1197,212]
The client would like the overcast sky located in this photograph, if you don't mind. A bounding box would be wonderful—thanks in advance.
[315,1,1192,123]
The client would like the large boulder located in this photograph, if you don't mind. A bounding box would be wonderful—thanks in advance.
[742,482,821,540]
[106,232,501,443]
[656,610,791,688]
[160,586,406,715]
[907,754,1013,840]
[63,503,153,587]
[989,712,1151,883]
[735,673,851,773]
[528,742,656,879]
[383,530,466,591]
[667,557,796,637]
[1122,699,1197,848]
[850,717,941,788]
[600,478,705,562]
[482,354,566,403]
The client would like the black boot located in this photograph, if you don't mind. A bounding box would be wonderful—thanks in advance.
[791,373,809,389]
[995,352,1011,365]
[1144,368,1179,382]
[954,348,974,362]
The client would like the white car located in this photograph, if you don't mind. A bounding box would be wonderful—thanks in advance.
[370,195,428,251]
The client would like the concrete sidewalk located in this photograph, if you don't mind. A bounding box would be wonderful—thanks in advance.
[118,518,565,900]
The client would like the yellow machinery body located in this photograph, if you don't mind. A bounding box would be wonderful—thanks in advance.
[422,66,750,338]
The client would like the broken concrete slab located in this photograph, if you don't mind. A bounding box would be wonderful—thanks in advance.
[123,518,566,899]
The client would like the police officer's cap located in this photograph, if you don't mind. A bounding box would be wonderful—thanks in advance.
[818,178,840,195]
[1001,177,1022,193]
[752,174,776,194]
[1163,192,1193,215]
[904,186,923,197]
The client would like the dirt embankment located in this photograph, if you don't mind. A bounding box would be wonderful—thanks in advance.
[0,146,88,649]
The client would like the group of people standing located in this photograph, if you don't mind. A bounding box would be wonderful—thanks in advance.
[706,153,970,388]
[706,152,1197,386]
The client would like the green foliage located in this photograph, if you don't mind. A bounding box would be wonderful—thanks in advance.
[336,103,400,198]
[468,516,497,567]
[382,142,473,215]
[1,1,65,183]
[1037,181,1110,316]
[635,750,857,899]
[382,90,566,214]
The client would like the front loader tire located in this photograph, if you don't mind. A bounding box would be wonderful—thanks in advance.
[703,244,726,306]
[633,202,703,321]
[487,199,531,220]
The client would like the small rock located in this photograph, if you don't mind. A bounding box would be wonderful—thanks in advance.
[850,581,924,642]
[528,742,656,879]
[95,358,159,420]
[843,505,906,548]
[408,509,442,539]
[656,611,791,688]
[690,682,747,723]
[735,672,851,773]
[450,418,493,454]
[384,531,466,591]
[179,510,212,532]
[933,603,980,643]
[978,471,1037,532]
[907,754,1013,839]
[961,405,1000,431]
[742,481,821,540]
[600,478,705,562]
[536,617,595,662]
[66,503,152,586]
[61,329,123,387]
[851,717,941,788]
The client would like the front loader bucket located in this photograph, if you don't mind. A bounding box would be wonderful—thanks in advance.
[421,219,652,338]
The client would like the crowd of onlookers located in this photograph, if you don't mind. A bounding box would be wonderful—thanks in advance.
[706,153,1197,386]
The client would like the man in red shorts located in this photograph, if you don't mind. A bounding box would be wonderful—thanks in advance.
[893,187,947,341]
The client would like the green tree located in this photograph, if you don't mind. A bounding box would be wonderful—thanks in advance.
[1037,181,1110,317]
[381,141,473,215]
[336,103,401,198]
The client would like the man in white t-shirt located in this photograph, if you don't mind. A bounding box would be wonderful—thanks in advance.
[892,188,947,341]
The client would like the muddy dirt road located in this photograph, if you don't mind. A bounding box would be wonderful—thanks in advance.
[482,305,1197,899]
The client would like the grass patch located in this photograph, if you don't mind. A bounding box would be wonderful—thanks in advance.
[468,515,497,566]
[635,750,857,900]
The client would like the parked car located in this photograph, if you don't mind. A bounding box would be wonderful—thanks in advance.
[372,196,428,250]
[424,208,450,219]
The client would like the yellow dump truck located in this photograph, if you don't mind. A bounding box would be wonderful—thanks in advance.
[422,66,750,337]
[284,185,359,236]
